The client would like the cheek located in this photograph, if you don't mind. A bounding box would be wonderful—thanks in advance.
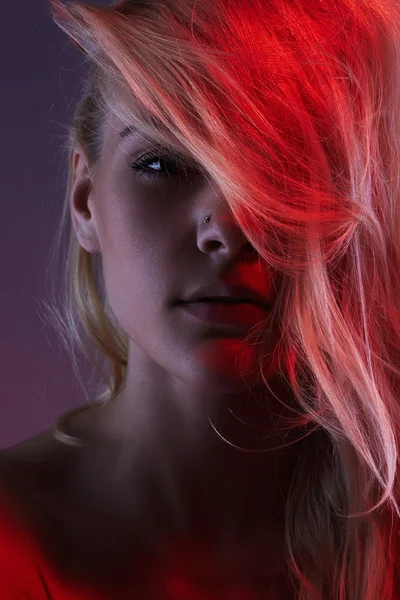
[99,195,171,266]
[100,237,170,344]
[102,253,157,315]
[96,198,176,322]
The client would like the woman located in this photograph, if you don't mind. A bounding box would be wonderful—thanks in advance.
[1,0,400,597]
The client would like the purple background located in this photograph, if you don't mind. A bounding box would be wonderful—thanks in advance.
[1,0,111,448]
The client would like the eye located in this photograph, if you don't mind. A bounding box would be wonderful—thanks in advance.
[130,150,199,181]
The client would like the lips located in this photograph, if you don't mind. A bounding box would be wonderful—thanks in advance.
[179,298,270,328]
[193,298,250,304]
[181,284,272,310]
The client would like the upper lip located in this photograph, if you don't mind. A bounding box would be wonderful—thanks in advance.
[180,283,272,309]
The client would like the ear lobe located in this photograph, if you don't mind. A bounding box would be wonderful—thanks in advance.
[70,147,101,255]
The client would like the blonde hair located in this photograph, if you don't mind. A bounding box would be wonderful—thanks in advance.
[43,0,400,596]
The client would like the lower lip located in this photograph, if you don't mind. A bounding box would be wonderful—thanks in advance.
[179,301,270,327]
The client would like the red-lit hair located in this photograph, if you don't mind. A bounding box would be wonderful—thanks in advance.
[43,0,400,597]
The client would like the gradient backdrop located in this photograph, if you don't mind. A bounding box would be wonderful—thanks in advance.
[1,0,111,449]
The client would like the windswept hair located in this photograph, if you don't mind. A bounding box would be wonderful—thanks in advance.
[42,0,400,597]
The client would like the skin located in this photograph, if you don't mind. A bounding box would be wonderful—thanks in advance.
[60,108,298,593]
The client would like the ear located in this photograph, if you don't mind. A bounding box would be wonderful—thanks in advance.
[70,146,101,254]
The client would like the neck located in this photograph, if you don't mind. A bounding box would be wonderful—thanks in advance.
[70,381,297,559]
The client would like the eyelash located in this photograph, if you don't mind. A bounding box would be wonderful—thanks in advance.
[130,151,199,180]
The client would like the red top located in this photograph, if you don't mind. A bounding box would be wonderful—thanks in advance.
[0,492,265,599]
[0,496,106,600]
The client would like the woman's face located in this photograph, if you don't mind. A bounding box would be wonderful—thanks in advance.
[71,110,281,394]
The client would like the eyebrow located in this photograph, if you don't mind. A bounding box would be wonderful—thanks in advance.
[118,116,165,141]
[118,126,138,140]
[117,121,195,161]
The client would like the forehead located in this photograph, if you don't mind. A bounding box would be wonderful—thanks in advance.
[101,77,197,154]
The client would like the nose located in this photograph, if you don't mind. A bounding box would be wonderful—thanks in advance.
[197,206,256,261]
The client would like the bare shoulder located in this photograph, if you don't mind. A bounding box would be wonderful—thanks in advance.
[0,427,143,586]
[0,429,114,583]
[0,403,99,495]
[1,427,63,462]
[0,428,80,535]
[0,427,78,489]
